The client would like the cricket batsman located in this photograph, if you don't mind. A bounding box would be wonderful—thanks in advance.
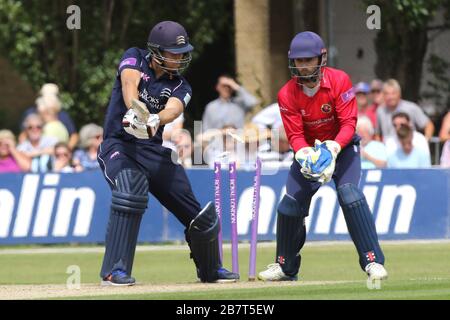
[258,31,388,282]
[97,21,238,286]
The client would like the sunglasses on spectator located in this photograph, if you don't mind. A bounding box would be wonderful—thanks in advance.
[27,125,43,130]
[370,89,381,94]
[56,152,70,158]
[393,122,409,128]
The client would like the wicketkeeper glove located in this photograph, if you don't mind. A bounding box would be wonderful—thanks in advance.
[310,140,341,184]
[295,146,322,181]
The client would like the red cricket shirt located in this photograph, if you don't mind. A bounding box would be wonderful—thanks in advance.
[278,67,357,152]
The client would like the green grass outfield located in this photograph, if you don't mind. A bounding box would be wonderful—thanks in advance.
[0,241,450,299]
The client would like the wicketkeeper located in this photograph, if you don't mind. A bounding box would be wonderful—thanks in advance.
[258,31,388,282]
[97,21,238,286]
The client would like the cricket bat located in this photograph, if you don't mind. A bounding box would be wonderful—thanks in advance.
[131,98,150,123]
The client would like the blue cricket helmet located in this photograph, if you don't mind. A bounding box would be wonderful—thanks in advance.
[288,31,325,58]
[147,21,194,75]
[288,31,327,85]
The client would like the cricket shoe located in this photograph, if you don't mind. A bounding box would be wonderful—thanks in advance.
[258,263,298,281]
[101,270,136,286]
[196,267,240,283]
[365,262,388,281]
[215,267,240,283]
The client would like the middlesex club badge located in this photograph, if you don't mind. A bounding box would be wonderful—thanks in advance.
[321,103,332,113]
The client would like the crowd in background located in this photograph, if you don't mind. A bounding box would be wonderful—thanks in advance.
[0,84,103,174]
[1,76,449,174]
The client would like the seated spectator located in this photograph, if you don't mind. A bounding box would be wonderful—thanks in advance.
[356,116,387,169]
[251,102,291,167]
[251,103,283,130]
[440,111,450,167]
[17,113,57,157]
[36,95,69,143]
[439,111,450,142]
[258,126,293,168]
[202,74,258,131]
[355,82,377,128]
[17,113,58,173]
[387,124,431,168]
[369,79,384,112]
[0,129,31,173]
[162,113,184,152]
[53,142,81,173]
[19,83,79,149]
[441,140,450,167]
[73,123,103,171]
[175,130,193,168]
[376,79,434,140]
[384,112,431,158]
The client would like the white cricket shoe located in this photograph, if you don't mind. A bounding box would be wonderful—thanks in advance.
[365,262,388,280]
[258,263,298,281]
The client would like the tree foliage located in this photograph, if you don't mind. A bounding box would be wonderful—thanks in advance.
[0,0,232,127]
[363,0,450,104]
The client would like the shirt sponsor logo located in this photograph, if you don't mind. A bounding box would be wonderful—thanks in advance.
[119,57,137,69]
[303,115,335,126]
[139,89,165,111]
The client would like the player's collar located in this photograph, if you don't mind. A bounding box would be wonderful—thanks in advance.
[320,68,331,89]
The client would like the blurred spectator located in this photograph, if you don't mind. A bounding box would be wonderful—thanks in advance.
[17,113,57,173]
[202,75,258,132]
[175,130,193,168]
[0,130,31,173]
[17,113,57,157]
[251,103,283,130]
[162,113,184,151]
[376,79,434,140]
[73,123,103,171]
[387,124,431,168]
[36,95,69,143]
[441,141,450,167]
[251,102,287,166]
[384,112,430,157]
[258,126,293,168]
[354,82,377,128]
[369,79,384,108]
[440,111,450,167]
[19,83,79,149]
[439,111,450,142]
[356,116,387,169]
[204,125,244,168]
[53,142,80,173]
